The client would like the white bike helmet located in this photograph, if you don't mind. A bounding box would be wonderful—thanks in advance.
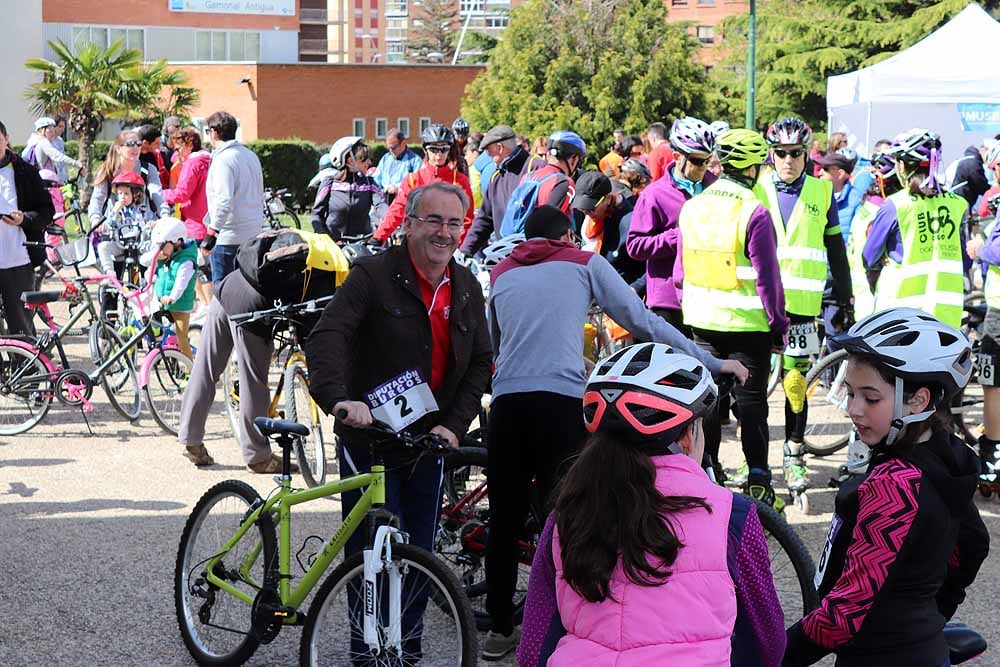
[583,343,718,442]
[329,135,365,171]
[986,141,1000,170]
[141,217,188,266]
[709,120,731,138]
[669,116,715,157]
[481,234,525,272]
[829,307,973,445]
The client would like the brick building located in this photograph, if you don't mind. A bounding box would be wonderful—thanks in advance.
[666,0,748,65]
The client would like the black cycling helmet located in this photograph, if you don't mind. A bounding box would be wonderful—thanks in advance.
[548,130,587,159]
[422,123,455,147]
[452,117,470,139]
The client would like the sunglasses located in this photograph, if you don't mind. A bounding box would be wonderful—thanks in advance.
[773,148,805,159]
[123,140,142,148]
[425,145,450,154]
[685,155,709,167]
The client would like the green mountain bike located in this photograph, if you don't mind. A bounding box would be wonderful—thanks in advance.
[174,416,477,666]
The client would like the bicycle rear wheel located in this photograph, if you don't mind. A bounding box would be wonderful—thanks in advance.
[0,344,53,435]
[801,349,853,457]
[753,498,819,621]
[284,362,327,487]
[284,209,302,230]
[145,348,192,436]
[301,543,477,666]
[175,480,276,666]
[89,321,141,420]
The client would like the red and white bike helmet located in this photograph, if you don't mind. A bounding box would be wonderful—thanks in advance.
[583,343,718,442]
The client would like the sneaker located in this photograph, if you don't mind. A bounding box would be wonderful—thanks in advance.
[783,368,807,414]
[784,456,809,491]
[728,461,749,486]
[482,628,521,661]
[745,470,785,512]
[248,458,300,474]
[183,445,215,467]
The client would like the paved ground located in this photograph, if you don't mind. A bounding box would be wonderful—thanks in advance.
[1,298,996,666]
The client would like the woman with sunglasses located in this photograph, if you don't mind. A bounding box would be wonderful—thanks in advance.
[88,128,170,230]
[310,135,387,241]
[753,117,853,508]
[372,124,475,244]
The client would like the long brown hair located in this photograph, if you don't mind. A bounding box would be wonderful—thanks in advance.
[94,129,140,187]
[554,431,710,603]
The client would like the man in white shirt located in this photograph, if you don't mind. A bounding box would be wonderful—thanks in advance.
[201,111,265,284]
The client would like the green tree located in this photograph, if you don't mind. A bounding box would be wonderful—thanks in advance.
[461,0,709,156]
[711,0,1000,129]
[25,39,198,200]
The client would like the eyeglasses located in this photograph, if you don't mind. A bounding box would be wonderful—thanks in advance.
[123,140,142,148]
[773,148,805,159]
[685,155,709,167]
[387,143,403,152]
[629,149,644,157]
[425,145,451,154]
[409,214,463,233]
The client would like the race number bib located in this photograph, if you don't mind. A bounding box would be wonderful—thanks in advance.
[120,225,140,240]
[785,322,820,357]
[814,513,843,590]
[366,369,438,433]
[974,352,997,387]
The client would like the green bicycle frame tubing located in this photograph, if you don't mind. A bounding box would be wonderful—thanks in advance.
[203,470,382,608]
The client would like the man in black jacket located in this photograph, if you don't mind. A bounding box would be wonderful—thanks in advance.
[307,182,491,658]
[0,120,54,335]
[950,140,993,209]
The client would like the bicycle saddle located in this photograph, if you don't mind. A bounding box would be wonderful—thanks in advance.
[944,622,986,664]
[254,417,310,439]
[20,290,62,305]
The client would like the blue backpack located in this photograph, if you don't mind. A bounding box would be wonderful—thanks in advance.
[498,171,562,237]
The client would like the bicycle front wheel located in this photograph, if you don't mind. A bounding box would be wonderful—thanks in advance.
[754,499,819,621]
[284,209,302,230]
[801,349,853,457]
[144,348,192,436]
[284,362,327,487]
[301,542,477,666]
[175,480,276,666]
[89,321,141,420]
[0,343,53,435]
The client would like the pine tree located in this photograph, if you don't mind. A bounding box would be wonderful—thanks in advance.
[710,0,1000,129]
[461,0,710,155]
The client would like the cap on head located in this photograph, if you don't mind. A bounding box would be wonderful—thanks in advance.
[480,125,516,150]
[34,117,56,131]
[571,171,613,211]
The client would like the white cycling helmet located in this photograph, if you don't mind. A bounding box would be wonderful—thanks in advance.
[829,307,973,445]
[709,120,731,138]
[583,343,718,442]
[481,233,525,272]
[986,142,1000,170]
[669,116,715,157]
[329,135,365,171]
[140,217,188,266]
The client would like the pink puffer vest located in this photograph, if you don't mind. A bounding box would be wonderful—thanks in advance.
[551,453,736,666]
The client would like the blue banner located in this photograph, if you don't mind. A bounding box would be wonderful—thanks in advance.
[958,103,1000,132]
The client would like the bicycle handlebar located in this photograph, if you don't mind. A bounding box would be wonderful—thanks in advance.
[229,295,334,327]
[334,408,450,454]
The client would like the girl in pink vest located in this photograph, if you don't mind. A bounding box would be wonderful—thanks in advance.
[518,343,785,666]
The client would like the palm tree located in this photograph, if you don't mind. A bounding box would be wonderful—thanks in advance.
[24,38,199,202]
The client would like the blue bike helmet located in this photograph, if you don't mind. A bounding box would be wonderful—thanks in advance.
[548,130,587,159]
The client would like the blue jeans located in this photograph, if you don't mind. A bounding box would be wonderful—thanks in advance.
[209,244,239,285]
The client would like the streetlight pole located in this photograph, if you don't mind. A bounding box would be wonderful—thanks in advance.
[745,0,757,129]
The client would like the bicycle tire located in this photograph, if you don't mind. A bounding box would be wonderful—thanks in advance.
[753,498,819,620]
[0,343,53,436]
[88,321,141,421]
[284,362,327,487]
[300,542,477,666]
[222,353,241,443]
[766,352,782,397]
[145,348,192,436]
[175,479,277,666]
[284,209,302,230]
[801,348,853,457]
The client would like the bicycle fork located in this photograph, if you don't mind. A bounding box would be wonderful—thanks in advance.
[363,523,409,655]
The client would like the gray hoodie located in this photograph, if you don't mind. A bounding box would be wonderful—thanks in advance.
[488,238,723,400]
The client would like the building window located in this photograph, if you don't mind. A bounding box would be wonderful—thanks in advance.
[195,31,261,61]
[671,0,688,5]
[376,118,388,139]
[419,117,432,133]
[386,17,407,41]
[386,0,407,14]
[698,0,716,5]
[353,118,366,137]
[484,14,509,28]
[387,41,407,63]
[72,26,144,57]
[696,25,715,44]
[460,0,484,15]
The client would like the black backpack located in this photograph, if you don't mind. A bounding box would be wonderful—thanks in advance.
[236,228,341,304]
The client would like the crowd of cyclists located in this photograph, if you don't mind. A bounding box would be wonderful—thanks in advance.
[2,103,998,665]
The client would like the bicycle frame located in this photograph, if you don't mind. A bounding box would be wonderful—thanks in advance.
[203,466,386,616]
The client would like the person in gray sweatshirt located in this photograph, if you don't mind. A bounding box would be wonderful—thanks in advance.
[481,204,748,657]
[201,111,265,284]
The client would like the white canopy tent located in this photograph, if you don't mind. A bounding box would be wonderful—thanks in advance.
[826,3,1000,164]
